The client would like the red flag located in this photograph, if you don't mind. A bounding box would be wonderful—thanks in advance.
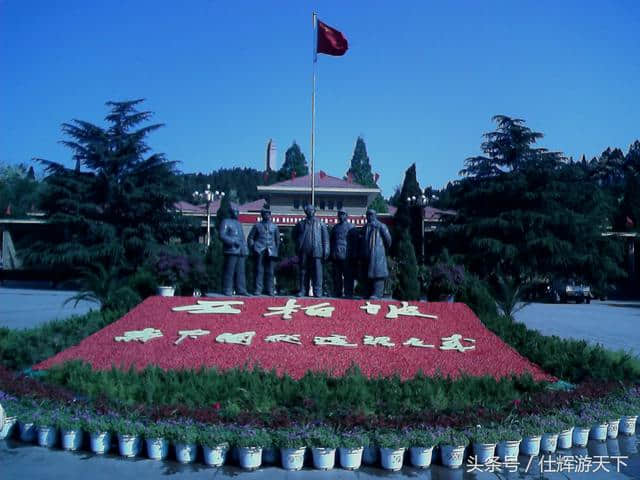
[317,20,348,56]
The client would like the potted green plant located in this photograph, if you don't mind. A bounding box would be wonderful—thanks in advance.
[496,426,521,461]
[273,428,306,471]
[306,425,339,470]
[556,408,577,449]
[438,428,469,469]
[406,428,436,469]
[584,403,609,442]
[153,252,190,296]
[338,429,367,470]
[82,412,112,455]
[519,417,544,456]
[573,409,594,447]
[361,429,378,465]
[539,415,563,453]
[233,427,270,470]
[55,410,83,451]
[144,420,171,460]
[199,424,231,467]
[34,410,58,448]
[376,430,407,471]
[427,262,465,301]
[0,393,18,440]
[467,425,500,465]
[15,400,39,443]
[112,416,144,457]
[617,396,639,436]
[166,419,200,464]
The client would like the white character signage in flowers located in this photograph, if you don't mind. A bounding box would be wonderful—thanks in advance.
[115,328,163,343]
[172,300,244,314]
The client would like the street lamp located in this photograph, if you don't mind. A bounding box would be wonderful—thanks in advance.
[193,184,225,247]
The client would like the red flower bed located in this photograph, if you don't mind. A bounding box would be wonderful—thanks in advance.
[34,296,554,381]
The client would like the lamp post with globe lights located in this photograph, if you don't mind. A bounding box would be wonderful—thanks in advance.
[193,185,225,246]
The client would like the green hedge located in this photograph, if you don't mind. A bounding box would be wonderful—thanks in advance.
[481,314,640,384]
[43,362,544,418]
[0,309,122,371]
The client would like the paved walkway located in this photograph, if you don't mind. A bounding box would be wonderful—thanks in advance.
[515,301,640,358]
[1,436,639,479]
[0,287,98,329]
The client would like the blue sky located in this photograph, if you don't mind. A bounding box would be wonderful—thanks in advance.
[1,0,639,196]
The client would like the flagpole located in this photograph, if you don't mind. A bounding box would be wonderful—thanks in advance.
[311,11,317,207]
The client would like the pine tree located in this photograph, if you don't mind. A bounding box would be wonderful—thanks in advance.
[394,164,423,261]
[393,229,421,300]
[28,99,196,275]
[346,137,376,187]
[440,115,624,292]
[278,142,308,181]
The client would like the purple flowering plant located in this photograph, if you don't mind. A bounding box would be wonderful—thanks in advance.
[338,428,368,448]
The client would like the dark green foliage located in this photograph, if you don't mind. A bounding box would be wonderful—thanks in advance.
[346,137,376,187]
[367,194,388,213]
[439,115,625,291]
[393,164,423,261]
[481,314,640,384]
[204,237,224,293]
[216,193,233,221]
[278,142,308,181]
[456,274,497,318]
[178,168,266,204]
[393,230,420,300]
[42,361,544,418]
[0,310,122,371]
[0,163,42,218]
[26,99,196,278]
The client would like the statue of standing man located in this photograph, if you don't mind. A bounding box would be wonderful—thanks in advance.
[247,207,280,296]
[330,208,356,297]
[294,204,329,297]
[363,208,392,299]
[219,207,249,296]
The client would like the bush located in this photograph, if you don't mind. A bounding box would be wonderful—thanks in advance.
[481,313,640,383]
[0,309,122,371]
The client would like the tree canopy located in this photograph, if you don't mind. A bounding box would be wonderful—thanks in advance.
[278,142,308,181]
[28,99,197,274]
[438,115,625,291]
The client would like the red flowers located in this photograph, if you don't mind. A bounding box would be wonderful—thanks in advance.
[34,296,554,382]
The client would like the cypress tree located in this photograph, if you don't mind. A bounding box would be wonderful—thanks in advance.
[278,142,308,181]
[393,229,421,300]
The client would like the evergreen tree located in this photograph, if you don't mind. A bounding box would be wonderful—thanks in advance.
[393,229,421,300]
[346,137,376,187]
[278,142,308,181]
[625,140,640,173]
[440,115,624,291]
[346,137,388,212]
[394,164,423,261]
[28,99,197,275]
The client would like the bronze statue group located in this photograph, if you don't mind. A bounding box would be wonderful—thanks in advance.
[218,205,392,299]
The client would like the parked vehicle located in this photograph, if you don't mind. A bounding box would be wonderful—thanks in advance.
[547,278,592,304]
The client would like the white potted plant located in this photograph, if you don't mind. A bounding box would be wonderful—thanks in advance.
[234,428,270,470]
[198,424,231,467]
[82,413,112,455]
[467,425,500,464]
[113,417,144,457]
[153,251,190,296]
[143,421,170,460]
[406,428,436,468]
[56,411,83,451]
[438,428,469,469]
[376,431,407,471]
[540,415,563,453]
[306,425,339,470]
[34,410,58,448]
[556,409,576,449]
[496,427,522,461]
[337,430,366,470]
[167,420,199,464]
[274,428,306,471]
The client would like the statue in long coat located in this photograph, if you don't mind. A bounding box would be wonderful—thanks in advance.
[362,209,392,299]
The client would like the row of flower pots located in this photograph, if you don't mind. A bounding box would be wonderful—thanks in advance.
[2,411,637,471]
